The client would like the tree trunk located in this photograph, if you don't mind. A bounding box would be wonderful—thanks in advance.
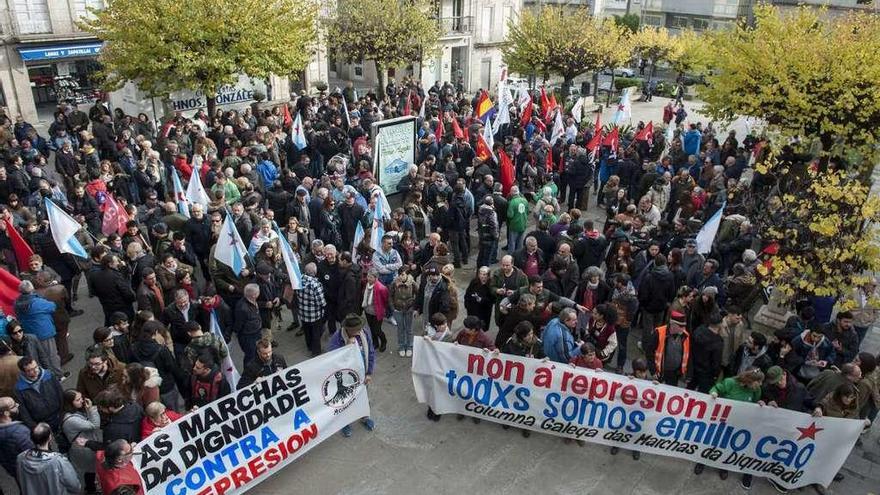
[592,72,599,98]
[561,76,572,99]
[650,59,657,79]
[207,95,217,119]
[607,73,616,107]
[376,61,386,100]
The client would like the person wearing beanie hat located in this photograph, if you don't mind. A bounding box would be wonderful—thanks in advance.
[688,313,725,393]
[327,313,375,438]
[644,310,690,385]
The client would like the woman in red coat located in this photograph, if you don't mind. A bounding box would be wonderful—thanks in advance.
[362,270,389,352]
[140,401,183,439]
[96,439,144,495]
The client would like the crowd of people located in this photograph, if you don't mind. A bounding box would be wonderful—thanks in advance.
[0,71,876,495]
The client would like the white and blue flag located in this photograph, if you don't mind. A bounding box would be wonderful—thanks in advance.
[369,195,385,252]
[291,112,308,150]
[276,227,302,290]
[45,198,87,258]
[214,213,248,275]
[696,202,726,255]
[185,166,210,208]
[171,168,190,218]
[209,310,240,390]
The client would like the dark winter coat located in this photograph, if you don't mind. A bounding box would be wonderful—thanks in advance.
[14,370,64,430]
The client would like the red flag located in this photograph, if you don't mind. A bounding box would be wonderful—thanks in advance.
[548,93,558,116]
[476,134,493,162]
[586,113,603,152]
[499,151,515,196]
[545,149,553,172]
[403,90,412,116]
[450,114,465,140]
[435,113,444,142]
[540,87,551,120]
[0,267,20,316]
[463,122,470,142]
[520,99,533,128]
[101,194,130,236]
[282,104,293,129]
[534,117,546,134]
[634,121,654,145]
[603,126,620,151]
[3,219,33,272]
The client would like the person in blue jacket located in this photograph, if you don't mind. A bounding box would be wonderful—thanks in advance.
[13,281,62,378]
[542,308,583,363]
[682,123,702,157]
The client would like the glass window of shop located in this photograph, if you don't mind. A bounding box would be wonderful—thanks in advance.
[27,58,103,120]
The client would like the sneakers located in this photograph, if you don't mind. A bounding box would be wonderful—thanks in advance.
[740,474,751,489]
[405,349,413,357]
[399,350,406,357]
[341,425,352,438]
[693,464,705,475]
[767,479,788,493]
[361,418,375,431]
[60,371,71,382]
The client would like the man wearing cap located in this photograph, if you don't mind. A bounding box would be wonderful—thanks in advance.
[328,314,375,438]
[761,365,811,412]
[688,313,725,393]
[646,310,690,385]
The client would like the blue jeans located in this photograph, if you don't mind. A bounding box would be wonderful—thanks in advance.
[394,309,414,351]
[507,229,525,252]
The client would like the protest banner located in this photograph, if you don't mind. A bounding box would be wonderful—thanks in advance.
[139,345,370,495]
[411,339,864,489]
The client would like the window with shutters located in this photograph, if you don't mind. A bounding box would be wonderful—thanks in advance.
[14,0,51,34]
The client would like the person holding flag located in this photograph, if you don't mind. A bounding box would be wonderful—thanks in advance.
[210,211,252,310]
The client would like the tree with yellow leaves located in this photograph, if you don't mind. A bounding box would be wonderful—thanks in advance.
[700,4,880,170]
[503,6,631,96]
[81,0,317,116]
[324,0,440,96]
[666,29,711,79]
[629,26,678,78]
[753,156,880,305]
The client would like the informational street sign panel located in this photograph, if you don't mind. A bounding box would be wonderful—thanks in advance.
[371,116,417,197]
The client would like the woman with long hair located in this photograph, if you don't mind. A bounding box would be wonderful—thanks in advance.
[61,389,102,493]
[119,362,161,408]
[464,267,494,331]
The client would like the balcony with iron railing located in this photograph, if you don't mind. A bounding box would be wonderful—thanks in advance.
[439,15,475,35]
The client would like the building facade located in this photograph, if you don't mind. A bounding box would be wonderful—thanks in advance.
[638,0,753,32]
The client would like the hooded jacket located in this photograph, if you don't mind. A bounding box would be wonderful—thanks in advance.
[17,448,81,495]
[477,204,499,243]
[638,265,676,313]
[14,369,64,430]
[14,293,57,341]
[131,339,185,395]
[103,402,144,444]
[0,420,33,477]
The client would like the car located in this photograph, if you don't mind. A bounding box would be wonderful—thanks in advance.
[602,67,636,78]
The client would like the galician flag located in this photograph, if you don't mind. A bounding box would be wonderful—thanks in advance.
[214,213,248,275]
[369,195,385,252]
[291,112,307,150]
[612,87,633,125]
[210,310,240,390]
[696,202,726,255]
[276,227,302,290]
[185,166,210,208]
[171,168,190,219]
[44,198,87,258]
[550,110,565,145]
[352,221,365,253]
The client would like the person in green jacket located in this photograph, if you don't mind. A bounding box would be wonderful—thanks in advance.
[695,368,764,488]
[506,186,529,252]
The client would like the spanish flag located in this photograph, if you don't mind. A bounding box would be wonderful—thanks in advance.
[475,90,496,124]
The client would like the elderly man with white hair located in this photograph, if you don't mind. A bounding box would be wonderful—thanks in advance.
[298,263,327,357]
[13,280,64,379]
[233,283,263,366]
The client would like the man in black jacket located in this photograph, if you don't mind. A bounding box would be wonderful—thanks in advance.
[131,321,187,410]
[688,314,725,393]
[564,145,593,210]
[89,255,136,326]
[638,254,676,343]
[416,267,453,326]
[238,339,288,389]
[183,204,212,280]
[160,289,199,356]
[13,357,64,431]
[233,284,263,367]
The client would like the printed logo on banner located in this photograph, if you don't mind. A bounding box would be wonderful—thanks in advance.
[322,368,361,413]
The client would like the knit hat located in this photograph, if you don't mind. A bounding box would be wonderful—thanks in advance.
[669,311,687,327]
[342,313,366,332]
[702,286,719,297]
[742,249,758,263]
[765,366,784,385]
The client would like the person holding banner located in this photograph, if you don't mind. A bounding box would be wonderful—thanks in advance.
[238,338,288,389]
[328,314,375,438]
[186,352,232,410]
[694,368,765,487]
[95,439,143,495]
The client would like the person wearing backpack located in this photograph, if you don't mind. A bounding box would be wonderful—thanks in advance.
[186,353,231,410]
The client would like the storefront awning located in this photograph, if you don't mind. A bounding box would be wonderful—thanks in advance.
[18,43,103,62]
